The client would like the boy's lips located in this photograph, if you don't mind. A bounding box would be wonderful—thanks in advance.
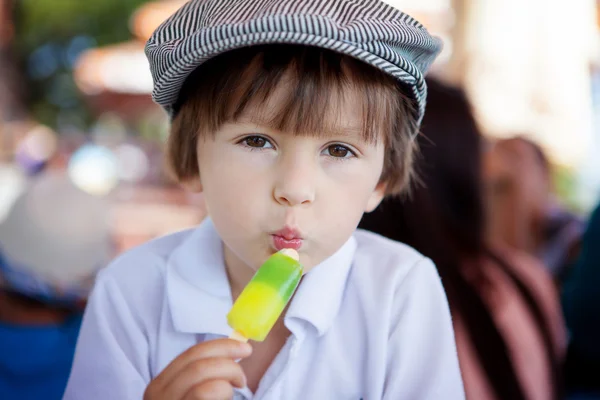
[272,235,303,251]
[271,227,304,251]
[273,227,303,240]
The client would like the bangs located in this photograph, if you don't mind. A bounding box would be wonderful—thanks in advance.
[170,44,418,196]
[175,45,412,144]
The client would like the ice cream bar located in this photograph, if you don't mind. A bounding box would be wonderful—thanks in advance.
[227,249,303,342]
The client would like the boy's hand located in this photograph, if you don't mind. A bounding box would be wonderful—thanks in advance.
[144,339,252,400]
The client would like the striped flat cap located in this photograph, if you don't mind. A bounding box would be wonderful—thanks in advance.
[145,0,442,124]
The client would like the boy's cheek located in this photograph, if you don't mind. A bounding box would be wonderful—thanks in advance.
[364,183,387,212]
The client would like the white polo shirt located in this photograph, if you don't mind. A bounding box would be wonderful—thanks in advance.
[64,218,465,400]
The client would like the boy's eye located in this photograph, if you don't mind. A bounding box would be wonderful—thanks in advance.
[326,144,354,158]
[242,136,272,148]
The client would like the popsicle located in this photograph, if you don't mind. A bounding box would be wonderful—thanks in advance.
[228,248,303,342]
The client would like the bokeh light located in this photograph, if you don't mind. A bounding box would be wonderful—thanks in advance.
[14,124,58,174]
[67,144,119,196]
[114,143,150,183]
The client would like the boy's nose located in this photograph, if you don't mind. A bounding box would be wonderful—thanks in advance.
[273,159,316,207]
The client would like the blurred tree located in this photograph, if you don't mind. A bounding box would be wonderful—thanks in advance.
[12,0,148,130]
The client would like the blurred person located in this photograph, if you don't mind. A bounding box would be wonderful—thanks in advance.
[562,201,600,398]
[485,136,584,282]
[360,78,566,400]
[0,171,112,400]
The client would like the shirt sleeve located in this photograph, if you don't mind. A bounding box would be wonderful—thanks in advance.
[383,258,465,400]
[63,269,151,400]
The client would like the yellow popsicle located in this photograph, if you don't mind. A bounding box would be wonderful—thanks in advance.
[228,249,303,342]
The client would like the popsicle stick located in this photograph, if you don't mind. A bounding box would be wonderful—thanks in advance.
[229,330,249,343]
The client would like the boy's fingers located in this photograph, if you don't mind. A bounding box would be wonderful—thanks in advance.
[188,339,252,360]
[163,358,246,399]
[184,379,235,400]
[152,340,251,390]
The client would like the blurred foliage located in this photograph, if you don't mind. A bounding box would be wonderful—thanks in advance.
[13,0,148,130]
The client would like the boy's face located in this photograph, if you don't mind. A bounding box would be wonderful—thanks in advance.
[190,89,387,274]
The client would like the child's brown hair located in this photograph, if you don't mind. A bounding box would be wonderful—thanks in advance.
[169,44,418,195]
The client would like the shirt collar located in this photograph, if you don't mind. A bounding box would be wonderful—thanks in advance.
[166,217,356,338]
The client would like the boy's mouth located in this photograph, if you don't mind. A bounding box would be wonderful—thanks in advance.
[271,227,304,251]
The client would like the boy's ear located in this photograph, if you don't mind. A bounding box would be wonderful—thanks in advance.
[181,176,203,193]
[365,181,386,213]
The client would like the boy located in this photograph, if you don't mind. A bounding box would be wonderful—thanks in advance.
[64,1,465,399]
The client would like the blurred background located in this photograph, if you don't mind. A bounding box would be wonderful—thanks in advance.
[0,0,206,256]
[1,0,600,398]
